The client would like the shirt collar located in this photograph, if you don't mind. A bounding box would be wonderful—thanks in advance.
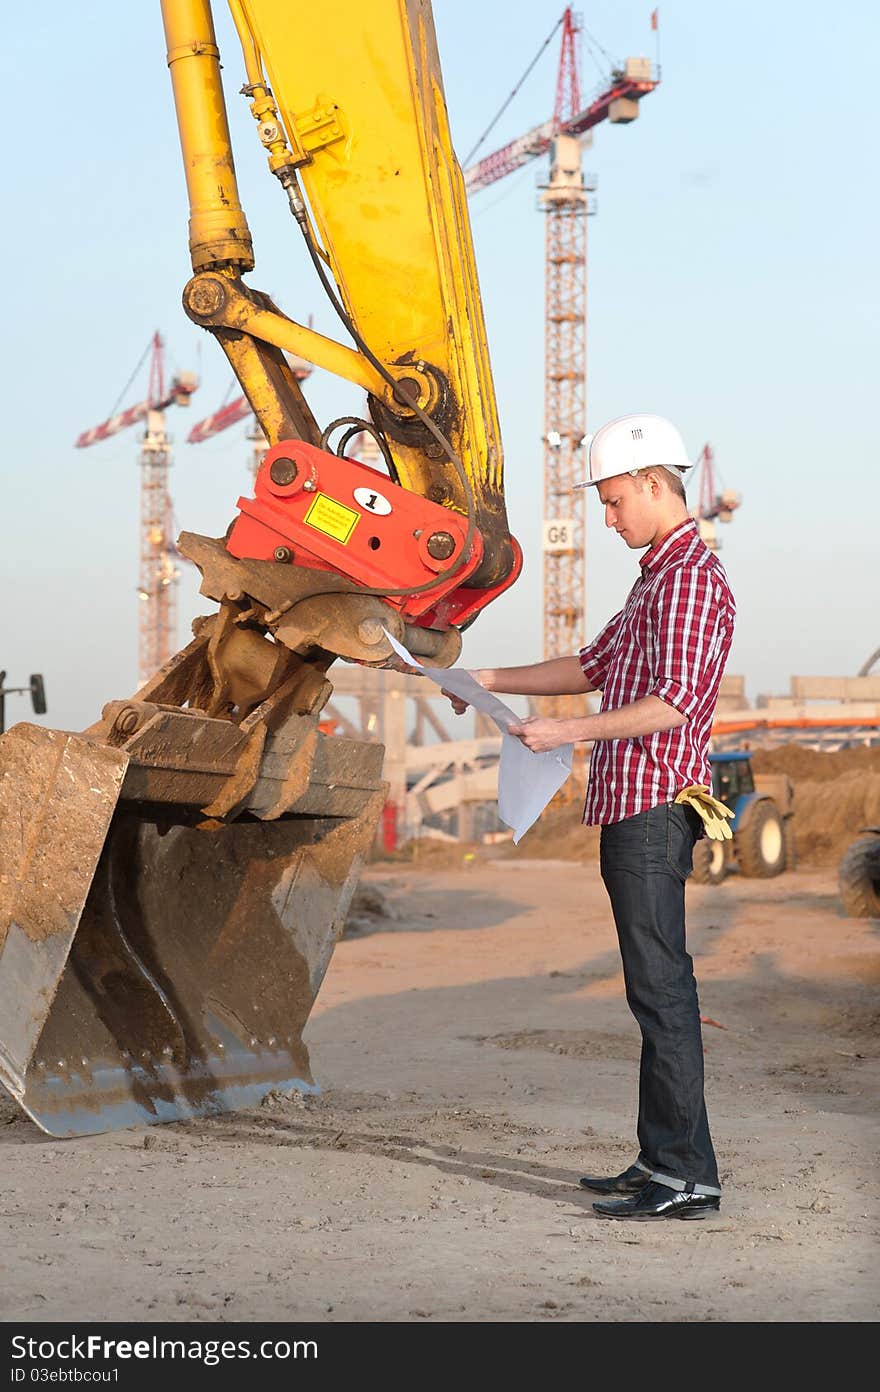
[639,517,699,575]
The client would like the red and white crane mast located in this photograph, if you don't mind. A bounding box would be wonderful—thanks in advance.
[691,443,741,552]
[464,10,659,725]
[76,331,197,681]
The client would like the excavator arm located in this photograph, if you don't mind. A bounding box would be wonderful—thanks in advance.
[160,0,520,667]
[0,0,517,1138]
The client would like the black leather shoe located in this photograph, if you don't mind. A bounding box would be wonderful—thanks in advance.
[592,1180,720,1221]
[578,1163,651,1195]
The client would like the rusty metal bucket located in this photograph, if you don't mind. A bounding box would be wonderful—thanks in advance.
[0,708,385,1137]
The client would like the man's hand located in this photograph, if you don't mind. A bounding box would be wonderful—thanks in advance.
[508,715,573,753]
[442,688,470,715]
[441,668,489,715]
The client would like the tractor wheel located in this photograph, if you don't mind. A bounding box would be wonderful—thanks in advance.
[838,835,880,919]
[691,838,727,885]
[736,800,786,878]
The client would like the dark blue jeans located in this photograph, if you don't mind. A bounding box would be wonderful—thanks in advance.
[599,802,721,1196]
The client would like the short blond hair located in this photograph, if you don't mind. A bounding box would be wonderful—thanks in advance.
[634,467,687,501]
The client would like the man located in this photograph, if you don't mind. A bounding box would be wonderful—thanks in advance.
[444,413,736,1221]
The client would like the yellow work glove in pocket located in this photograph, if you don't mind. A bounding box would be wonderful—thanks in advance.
[674,784,735,841]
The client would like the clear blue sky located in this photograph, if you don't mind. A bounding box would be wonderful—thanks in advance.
[2,2,876,732]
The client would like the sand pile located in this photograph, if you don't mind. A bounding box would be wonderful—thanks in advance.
[750,745,880,865]
[503,800,599,861]
[750,744,880,781]
[785,769,880,865]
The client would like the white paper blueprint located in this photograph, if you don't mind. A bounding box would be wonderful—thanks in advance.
[382,631,574,843]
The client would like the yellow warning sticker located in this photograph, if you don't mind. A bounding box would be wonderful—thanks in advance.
[303,492,360,544]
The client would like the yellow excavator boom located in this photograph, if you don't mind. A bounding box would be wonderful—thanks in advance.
[161,0,514,591]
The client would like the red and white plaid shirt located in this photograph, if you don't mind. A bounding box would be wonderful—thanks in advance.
[579,518,735,826]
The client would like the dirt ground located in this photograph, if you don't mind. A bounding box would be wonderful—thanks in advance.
[1,853,877,1323]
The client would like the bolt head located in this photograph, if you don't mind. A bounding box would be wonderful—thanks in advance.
[269,456,298,486]
[273,546,292,564]
[114,707,140,736]
[186,278,225,317]
[426,530,456,561]
[393,375,420,408]
[357,619,384,646]
[302,479,316,492]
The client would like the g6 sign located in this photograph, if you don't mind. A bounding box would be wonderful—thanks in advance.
[542,519,575,553]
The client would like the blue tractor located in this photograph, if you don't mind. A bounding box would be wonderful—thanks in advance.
[691,751,795,885]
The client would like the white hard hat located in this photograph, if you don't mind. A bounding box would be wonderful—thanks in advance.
[574,414,694,488]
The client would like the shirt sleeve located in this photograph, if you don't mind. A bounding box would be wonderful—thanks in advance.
[578,608,623,690]
[648,567,725,719]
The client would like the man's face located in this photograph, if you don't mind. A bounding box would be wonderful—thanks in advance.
[596,473,658,549]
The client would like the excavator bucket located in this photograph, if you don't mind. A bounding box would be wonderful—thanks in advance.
[0,694,385,1137]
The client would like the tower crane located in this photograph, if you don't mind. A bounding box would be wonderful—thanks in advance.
[465,9,659,721]
[690,443,741,552]
[75,332,198,680]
